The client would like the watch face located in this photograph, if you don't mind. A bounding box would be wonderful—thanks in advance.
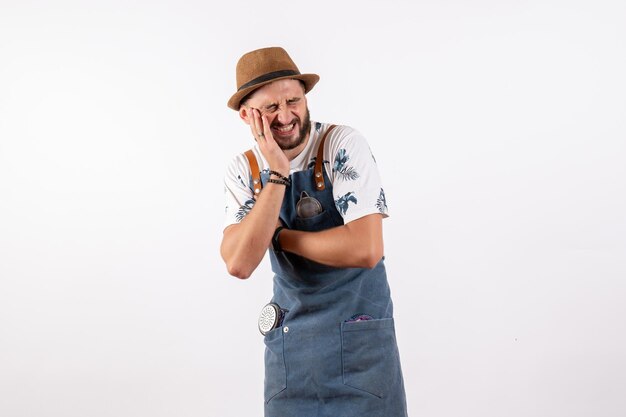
[258,304,279,335]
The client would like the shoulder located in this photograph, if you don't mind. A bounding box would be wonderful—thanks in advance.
[326,124,362,139]
[322,124,370,157]
[224,147,259,180]
[325,124,368,146]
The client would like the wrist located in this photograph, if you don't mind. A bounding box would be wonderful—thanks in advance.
[270,167,289,178]
[272,226,285,252]
[268,170,291,187]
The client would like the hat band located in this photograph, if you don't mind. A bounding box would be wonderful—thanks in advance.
[238,69,300,91]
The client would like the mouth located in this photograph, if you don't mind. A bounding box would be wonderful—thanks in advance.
[271,122,297,137]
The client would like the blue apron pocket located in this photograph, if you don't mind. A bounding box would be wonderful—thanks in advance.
[264,327,287,403]
[341,318,400,398]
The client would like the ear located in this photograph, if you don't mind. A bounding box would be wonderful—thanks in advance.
[239,106,251,125]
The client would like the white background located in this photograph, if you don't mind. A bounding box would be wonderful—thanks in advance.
[1,1,625,416]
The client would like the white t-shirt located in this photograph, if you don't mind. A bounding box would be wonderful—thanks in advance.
[223,121,389,229]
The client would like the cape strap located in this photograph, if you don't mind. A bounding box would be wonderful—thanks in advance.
[314,124,337,191]
[243,124,338,196]
[243,149,262,196]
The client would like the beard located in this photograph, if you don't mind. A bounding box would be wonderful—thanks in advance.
[272,108,311,151]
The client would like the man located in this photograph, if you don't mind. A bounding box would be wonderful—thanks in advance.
[221,47,408,417]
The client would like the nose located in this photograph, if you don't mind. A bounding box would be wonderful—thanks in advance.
[276,104,292,124]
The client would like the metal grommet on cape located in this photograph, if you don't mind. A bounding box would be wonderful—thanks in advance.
[258,303,287,335]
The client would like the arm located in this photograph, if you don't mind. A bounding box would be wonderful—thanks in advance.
[220,109,289,279]
[278,126,389,269]
[221,183,285,279]
[278,213,384,269]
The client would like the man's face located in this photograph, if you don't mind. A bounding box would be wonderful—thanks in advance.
[240,79,311,151]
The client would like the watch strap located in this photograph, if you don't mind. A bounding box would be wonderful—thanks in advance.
[272,226,285,252]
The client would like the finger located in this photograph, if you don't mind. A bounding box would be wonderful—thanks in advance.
[250,108,261,138]
[256,110,268,140]
[248,108,261,139]
[260,113,274,143]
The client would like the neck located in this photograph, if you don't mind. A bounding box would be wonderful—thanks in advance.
[284,132,310,161]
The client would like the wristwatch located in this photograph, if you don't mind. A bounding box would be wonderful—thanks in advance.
[272,226,284,252]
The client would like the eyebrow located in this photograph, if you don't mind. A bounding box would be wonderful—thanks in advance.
[263,96,301,108]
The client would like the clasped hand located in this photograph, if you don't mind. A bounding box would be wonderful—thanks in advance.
[249,108,289,177]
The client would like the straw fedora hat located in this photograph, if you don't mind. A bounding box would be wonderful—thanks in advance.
[227,47,319,110]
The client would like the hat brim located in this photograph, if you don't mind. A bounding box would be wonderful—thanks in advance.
[227,73,319,110]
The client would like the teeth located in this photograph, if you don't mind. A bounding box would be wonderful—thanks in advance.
[275,123,295,132]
